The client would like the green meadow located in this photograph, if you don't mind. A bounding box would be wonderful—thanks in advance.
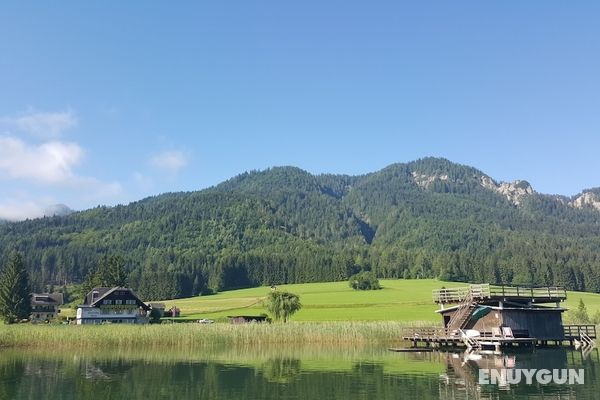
[157,279,600,323]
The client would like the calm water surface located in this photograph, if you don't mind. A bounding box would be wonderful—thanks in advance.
[0,346,598,399]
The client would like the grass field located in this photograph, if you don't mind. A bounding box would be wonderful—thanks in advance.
[159,279,458,322]
[156,279,600,323]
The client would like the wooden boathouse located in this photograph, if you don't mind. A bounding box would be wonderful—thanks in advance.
[404,284,596,350]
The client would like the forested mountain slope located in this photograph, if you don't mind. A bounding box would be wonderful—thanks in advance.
[2,157,600,299]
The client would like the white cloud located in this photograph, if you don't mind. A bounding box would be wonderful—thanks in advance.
[0,109,125,218]
[151,150,188,172]
[0,197,76,222]
[1,110,78,138]
[0,135,123,204]
[0,199,54,221]
[0,135,84,184]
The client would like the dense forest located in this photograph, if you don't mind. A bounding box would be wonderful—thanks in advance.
[1,157,600,300]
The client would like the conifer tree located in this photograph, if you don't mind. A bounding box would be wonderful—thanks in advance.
[0,252,32,324]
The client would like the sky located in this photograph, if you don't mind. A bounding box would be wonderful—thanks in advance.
[1,2,599,220]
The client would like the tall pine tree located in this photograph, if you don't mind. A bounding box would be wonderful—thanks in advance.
[0,252,32,324]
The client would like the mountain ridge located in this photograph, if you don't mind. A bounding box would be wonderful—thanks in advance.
[1,157,600,299]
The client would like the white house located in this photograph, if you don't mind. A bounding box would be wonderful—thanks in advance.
[76,287,150,324]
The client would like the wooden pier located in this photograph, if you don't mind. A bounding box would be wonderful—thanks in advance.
[403,324,597,351]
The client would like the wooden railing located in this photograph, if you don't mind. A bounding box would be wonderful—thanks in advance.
[433,285,490,303]
[403,327,451,338]
[564,324,597,339]
[433,284,566,303]
[489,285,566,300]
[446,294,474,330]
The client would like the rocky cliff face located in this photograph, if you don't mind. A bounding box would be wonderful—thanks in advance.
[571,192,600,211]
[412,171,536,206]
[411,159,600,211]
[495,180,535,206]
[411,172,451,188]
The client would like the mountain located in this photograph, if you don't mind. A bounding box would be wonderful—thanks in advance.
[1,157,600,299]
[42,204,74,218]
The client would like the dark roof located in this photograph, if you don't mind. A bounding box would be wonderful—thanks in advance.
[84,287,112,305]
[84,287,150,310]
[31,293,64,306]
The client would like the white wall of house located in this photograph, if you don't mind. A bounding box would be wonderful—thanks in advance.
[76,307,144,324]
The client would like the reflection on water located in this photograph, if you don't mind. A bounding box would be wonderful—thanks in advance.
[440,348,600,400]
[0,345,598,399]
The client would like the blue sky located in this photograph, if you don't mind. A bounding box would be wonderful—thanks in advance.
[1,2,599,220]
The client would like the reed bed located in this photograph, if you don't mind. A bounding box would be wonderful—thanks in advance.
[0,321,431,350]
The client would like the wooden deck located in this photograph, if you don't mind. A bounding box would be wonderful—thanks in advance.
[403,325,596,350]
[403,334,536,349]
[433,284,567,304]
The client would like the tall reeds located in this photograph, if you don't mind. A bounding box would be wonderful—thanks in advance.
[0,321,426,349]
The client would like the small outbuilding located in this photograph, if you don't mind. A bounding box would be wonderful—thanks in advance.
[228,315,269,324]
[435,285,567,340]
[404,284,597,349]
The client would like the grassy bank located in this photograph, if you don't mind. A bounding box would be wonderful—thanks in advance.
[0,321,428,349]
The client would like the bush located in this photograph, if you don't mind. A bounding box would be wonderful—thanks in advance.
[569,298,591,324]
[349,271,381,291]
[149,308,162,324]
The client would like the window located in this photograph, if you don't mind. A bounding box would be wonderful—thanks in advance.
[104,300,113,305]
[125,299,136,305]
[115,300,122,305]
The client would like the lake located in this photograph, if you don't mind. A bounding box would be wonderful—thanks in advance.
[0,345,598,399]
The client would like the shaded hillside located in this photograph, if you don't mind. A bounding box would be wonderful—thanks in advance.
[1,157,600,299]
